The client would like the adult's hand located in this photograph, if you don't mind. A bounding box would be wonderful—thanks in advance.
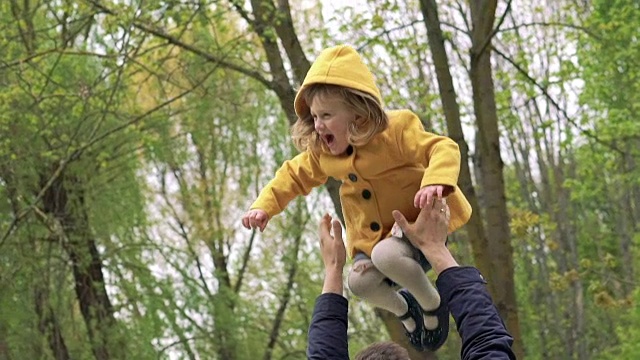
[318,214,346,294]
[392,199,458,275]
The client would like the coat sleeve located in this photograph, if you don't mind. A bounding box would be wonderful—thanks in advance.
[307,293,350,360]
[250,150,327,218]
[394,111,461,189]
[436,267,516,360]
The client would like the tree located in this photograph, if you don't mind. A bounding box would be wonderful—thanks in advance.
[417,0,524,356]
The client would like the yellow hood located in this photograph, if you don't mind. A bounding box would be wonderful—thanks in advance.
[294,45,382,117]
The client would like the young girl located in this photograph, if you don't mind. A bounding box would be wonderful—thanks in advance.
[241,44,472,351]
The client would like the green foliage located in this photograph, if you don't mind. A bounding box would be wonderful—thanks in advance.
[579,0,640,143]
[494,0,640,358]
[1,0,639,359]
[599,289,640,359]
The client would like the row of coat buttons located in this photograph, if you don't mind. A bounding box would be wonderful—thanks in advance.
[346,171,379,231]
[347,174,371,200]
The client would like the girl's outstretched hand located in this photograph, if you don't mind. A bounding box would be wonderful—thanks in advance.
[414,184,453,208]
[242,209,269,232]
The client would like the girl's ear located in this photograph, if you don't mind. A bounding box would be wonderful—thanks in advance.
[355,114,368,125]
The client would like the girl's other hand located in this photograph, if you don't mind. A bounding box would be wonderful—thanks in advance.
[242,209,269,232]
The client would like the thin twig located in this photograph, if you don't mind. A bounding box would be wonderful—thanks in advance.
[491,45,625,155]
[477,0,512,57]
[357,19,423,51]
[0,45,121,70]
[0,58,220,249]
[84,0,273,89]
[499,21,601,40]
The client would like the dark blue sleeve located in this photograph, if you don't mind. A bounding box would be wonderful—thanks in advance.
[307,293,350,360]
[436,267,516,360]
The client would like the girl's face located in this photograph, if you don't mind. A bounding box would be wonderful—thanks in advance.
[310,94,358,155]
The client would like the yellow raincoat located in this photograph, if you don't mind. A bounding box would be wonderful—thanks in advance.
[251,45,472,258]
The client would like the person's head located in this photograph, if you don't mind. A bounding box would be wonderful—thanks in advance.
[291,45,388,154]
[354,341,410,360]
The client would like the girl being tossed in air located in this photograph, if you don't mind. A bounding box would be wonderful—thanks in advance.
[242,44,472,352]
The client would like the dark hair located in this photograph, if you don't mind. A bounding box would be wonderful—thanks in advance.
[354,341,410,360]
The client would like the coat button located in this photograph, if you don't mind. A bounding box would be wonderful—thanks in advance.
[348,173,357,182]
[370,222,380,231]
[346,145,353,156]
[362,189,371,199]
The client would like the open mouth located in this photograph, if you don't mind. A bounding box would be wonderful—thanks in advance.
[322,134,335,146]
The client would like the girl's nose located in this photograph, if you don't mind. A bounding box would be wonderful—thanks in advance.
[314,119,324,132]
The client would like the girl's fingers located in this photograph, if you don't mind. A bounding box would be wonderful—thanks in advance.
[424,192,432,209]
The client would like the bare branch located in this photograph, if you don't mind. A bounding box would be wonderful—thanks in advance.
[499,21,601,40]
[273,0,310,82]
[84,0,273,89]
[228,0,254,26]
[233,229,257,294]
[0,49,109,70]
[477,0,512,57]
[453,0,471,35]
[357,19,424,52]
[160,165,217,301]
[263,201,308,360]
[9,0,34,54]
[0,158,68,249]
[0,52,219,249]
[491,45,625,155]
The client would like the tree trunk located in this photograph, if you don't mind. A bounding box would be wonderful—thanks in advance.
[0,323,12,360]
[630,139,640,227]
[564,154,587,360]
[617,182,635,296]
[41,172,118,360]
[418,0,494,292]
[468,1,524,357]
[619,140,638,292]
[519,105,564,358]
[194,136,237,359]
[34,287,70,360]
[273,0,310,83]
[64,226,117,360]
[248,0,298,122]
[263,199,305,360]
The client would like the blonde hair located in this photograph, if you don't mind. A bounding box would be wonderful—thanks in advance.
[291,84,388,153]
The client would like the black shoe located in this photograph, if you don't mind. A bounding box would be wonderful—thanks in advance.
[398,289,425,352]
[422,300,449,351]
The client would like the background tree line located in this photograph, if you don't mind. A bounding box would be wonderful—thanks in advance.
[0,0,638,359]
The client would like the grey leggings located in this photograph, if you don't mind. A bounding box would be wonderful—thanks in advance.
[347,236,441,317]
[353,236,431,287]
